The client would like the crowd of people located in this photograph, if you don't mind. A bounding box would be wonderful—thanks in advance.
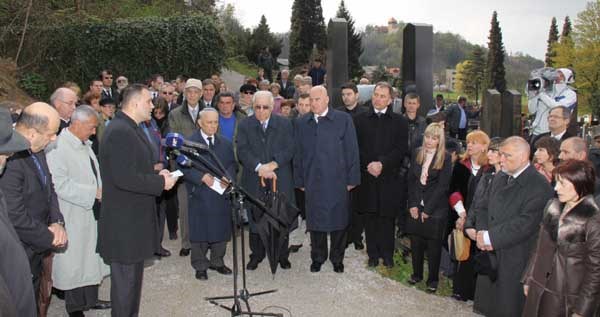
[0,64,599,317]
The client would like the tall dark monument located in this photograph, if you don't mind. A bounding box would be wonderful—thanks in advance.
[481,89,502,137]
[402,23,433,116]
[326,18,348,107]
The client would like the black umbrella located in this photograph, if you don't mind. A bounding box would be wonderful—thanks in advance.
[253,178,299,276]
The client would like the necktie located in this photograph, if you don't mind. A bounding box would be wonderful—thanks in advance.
[262,122,267,132]
[207,136,214,149]
[376,112,383,118]
[507,175,515,185]
[31,154,47,186]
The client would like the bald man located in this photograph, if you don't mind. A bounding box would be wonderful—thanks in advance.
[50,87,78,134]
[294,86,360,273]
[0,102,67,306]
[559,136,588,161]
[475,136,553,316]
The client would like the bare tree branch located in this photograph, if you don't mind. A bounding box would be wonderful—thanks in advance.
[15,0,33,66]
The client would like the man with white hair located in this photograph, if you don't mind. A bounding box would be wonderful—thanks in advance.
[50,87,78,134]
[278,69,295,99]
[475,136,553,316]
[47,105,111,316]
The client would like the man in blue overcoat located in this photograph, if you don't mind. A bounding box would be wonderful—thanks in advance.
[294,86,361,273]
[182,108,237,280]
[236,91,296,271]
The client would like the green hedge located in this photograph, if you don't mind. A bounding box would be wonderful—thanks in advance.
[41,15,225,91]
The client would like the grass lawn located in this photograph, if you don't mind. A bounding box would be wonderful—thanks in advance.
[374,237,453,297]
[225,56,258,79]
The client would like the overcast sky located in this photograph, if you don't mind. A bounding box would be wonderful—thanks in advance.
[220,0,589,60]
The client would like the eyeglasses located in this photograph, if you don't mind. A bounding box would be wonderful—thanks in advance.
[162,92,173,95]
[254,105,270,110]
[243,91,255,95]
[117,80,126,83]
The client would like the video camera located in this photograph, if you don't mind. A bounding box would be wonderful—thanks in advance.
[527,67,560,97]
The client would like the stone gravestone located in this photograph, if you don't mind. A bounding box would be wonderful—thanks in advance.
[480,89,502,137]
[501,90,522,137]
[326,18,348,108]
[402,23,433,117]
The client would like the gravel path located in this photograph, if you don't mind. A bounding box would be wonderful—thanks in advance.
[47,222,477,317]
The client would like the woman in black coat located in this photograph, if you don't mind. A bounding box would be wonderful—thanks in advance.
[406,122,452,293]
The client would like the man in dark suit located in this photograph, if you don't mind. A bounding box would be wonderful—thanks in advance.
[476,136,553,317]
[0,107,36,317]
[100,69,120,104]
[182,108,236,280]
[294,86,361,273]
[0,102,67,305]
[237,91,296,270]
[278,69,295,99]
[201,79,217,109]
[354,82,408,268]
[50,87,78,134]
[97,84,177,316]
[336,82,368,117]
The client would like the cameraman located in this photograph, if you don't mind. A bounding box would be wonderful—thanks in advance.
[528,68,577,138]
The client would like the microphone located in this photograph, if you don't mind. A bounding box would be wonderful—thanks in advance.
[163,132,209,150]
[175,152,192,167]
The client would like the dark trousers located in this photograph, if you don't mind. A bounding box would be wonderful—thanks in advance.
[348,211,364,244]
[249,232,289,262]
[191,241,226,272]
[156,198,167,244]
[165,187,179,235]
[410,234,443,287]
[110,261,144,317]
[64,284,99,313]
[294,189,306,219]
[451,128,468,141]
[309,230,347,265]
[364,214,395,262]
[452,246,477,300]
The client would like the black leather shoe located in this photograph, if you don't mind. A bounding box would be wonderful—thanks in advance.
[195,270,208,280]
[155,247,171,257]
[383,259,394,268]
[69,311,84,317]
[426,286,437,293]
[451,293,467,301]
[179,248,190,257]
[246,258,261,270]
[209,265,232,275]
[310,262,321,273]
[288,244,303,253]
[333,263,344,273]
[407,276,422,285]
[91,300,111,310]
[354,241,364,250]
[367,258,378,267]
[279,259,292,269]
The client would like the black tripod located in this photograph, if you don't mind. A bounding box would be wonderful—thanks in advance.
[175,148,282,317]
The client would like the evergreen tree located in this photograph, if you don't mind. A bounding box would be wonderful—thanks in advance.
[289,0,327,68]
[335,0,363,79]
[246,15,282,67]
[485,11,506,92]
[561,16,572,40]
[545,17,559,66]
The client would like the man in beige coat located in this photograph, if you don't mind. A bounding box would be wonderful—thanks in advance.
[46,105,110,317]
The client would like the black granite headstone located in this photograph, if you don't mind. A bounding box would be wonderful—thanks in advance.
[501,90,522,137]
[481,89,502,137]
[402,23,433,117]
[326,18,348,108]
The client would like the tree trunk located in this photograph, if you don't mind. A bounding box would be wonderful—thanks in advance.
[15,0,33,66]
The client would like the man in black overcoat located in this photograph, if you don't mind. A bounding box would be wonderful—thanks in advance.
[237,91,296,270]
[354,82,408,268]
[0,103,67,304]
[476,136,553,317]
[0,107,36,317]
[97,84,177,316]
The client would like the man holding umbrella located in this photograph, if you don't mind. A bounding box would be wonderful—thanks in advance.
[237,90,296,271]
[294,86,361,273]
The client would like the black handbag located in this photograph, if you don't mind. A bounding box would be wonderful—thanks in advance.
[92,199,101,221]
[474,251,498,281]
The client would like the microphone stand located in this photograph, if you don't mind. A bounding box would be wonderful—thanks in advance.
[174,147,283,317]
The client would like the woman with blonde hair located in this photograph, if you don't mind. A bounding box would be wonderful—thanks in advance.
[448,130,491,301]
[406,122,453,293]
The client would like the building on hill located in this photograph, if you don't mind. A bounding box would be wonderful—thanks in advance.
[388,18,399,34]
